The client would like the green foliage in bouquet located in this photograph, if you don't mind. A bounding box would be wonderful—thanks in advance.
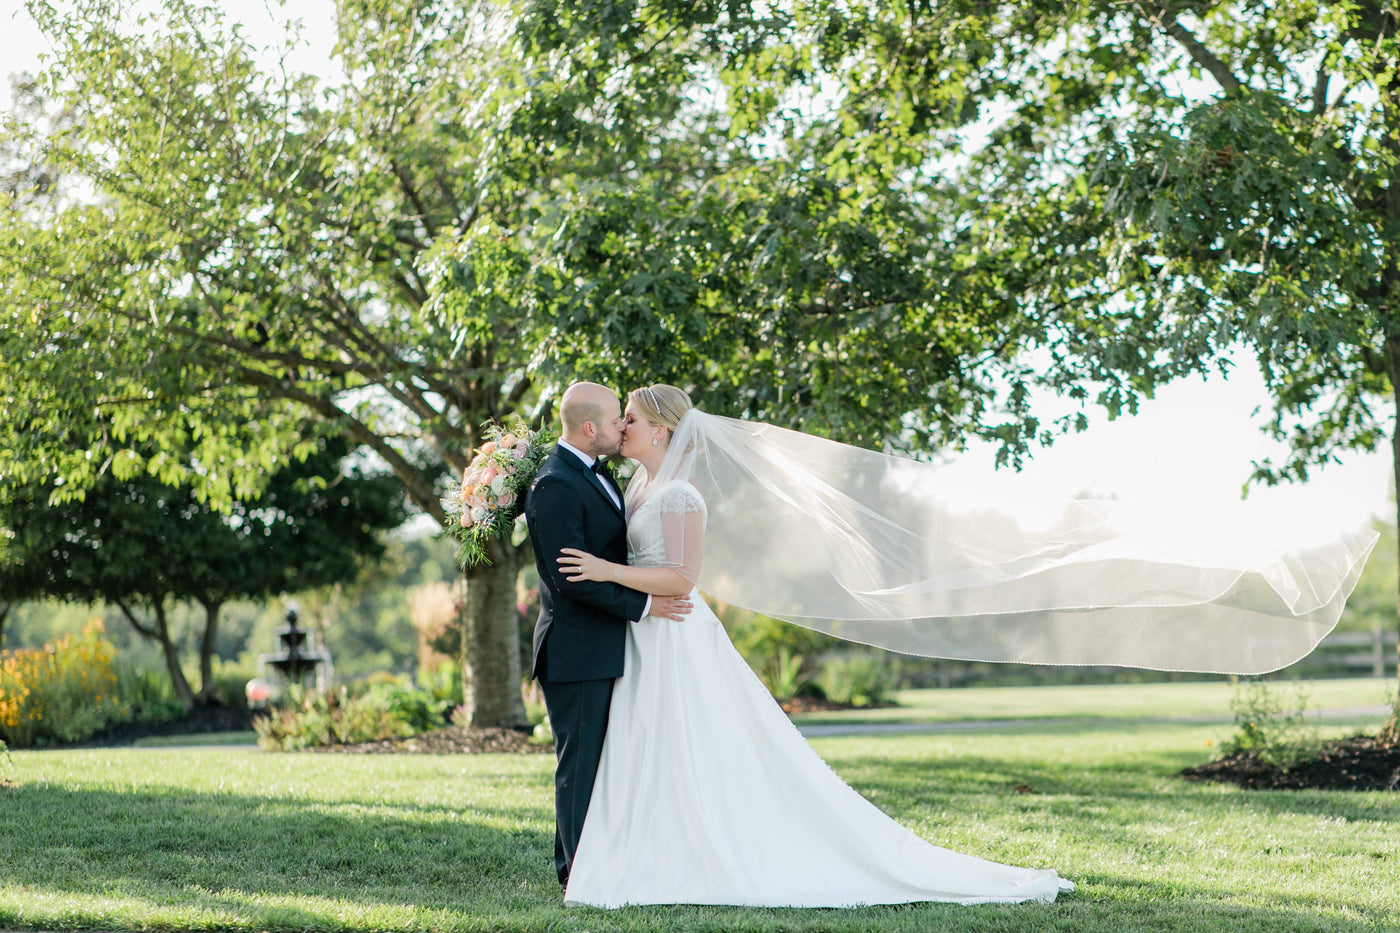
[443,420,556,569]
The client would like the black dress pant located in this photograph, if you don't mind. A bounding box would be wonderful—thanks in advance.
[538,673,615,887]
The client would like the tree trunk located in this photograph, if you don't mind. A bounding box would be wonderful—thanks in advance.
[0,602,9,651]
[196,599,222,705]
[458,539,529,729]
[118,598,198,711]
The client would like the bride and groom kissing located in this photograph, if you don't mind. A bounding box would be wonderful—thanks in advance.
[523,381,1073,908]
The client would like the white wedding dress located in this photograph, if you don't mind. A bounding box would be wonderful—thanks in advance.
[563,480,1072,908]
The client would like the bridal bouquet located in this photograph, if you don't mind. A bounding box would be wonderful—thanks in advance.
[443,419,556,569]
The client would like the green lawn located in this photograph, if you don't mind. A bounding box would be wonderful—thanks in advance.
[793,677,1397,727]
[1,680,1397,933]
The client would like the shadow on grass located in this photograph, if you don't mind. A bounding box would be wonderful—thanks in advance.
[832,747,1200,800]
[0,781,559,918]
[836,744,1400,814]
[2,756,1397,933]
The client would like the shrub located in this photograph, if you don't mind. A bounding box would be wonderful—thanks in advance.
[116,666,185,723]
[530,715,554,746]
[207,657,258,709]
[417,659,464,709]
[1219,677,1324,771]
[722,607,832,700]
[760,647,814,701]
[521,680,547,727]
[368,682,449,733]
[0,620,129,747]
[254,683,447,751]
[817,652,903,707]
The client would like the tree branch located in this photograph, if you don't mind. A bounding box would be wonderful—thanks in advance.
[390,157,436,240]
[1141,3,1243,94]
[113,597,159,639]
[433,171,467,229]
[113,294,378,380]
[1311,67,1330,116]
[229,364,446,524]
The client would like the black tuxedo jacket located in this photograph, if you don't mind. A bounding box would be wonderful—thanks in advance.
[527,446,648,683]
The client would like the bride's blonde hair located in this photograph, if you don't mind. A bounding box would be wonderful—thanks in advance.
[629,384,693,434]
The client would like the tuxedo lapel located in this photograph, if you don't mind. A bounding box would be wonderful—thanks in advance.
[557,446,624,516]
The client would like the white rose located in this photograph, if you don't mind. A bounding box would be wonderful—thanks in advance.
[490,474,508,496]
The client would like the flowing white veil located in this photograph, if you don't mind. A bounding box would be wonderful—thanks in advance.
[634,409,1377,675]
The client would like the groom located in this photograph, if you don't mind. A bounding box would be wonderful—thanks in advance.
[526,381,691,890]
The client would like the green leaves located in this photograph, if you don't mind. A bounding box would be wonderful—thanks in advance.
[7,0,1397,509]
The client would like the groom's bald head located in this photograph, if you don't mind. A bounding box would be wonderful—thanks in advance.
[560,382,613,433]
[560,382,624,456]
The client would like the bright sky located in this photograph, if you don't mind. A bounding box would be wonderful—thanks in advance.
[3,0,1392,541]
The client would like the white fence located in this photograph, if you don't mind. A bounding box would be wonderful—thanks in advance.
[907,625,1399,688]
[1294,625,1399,679]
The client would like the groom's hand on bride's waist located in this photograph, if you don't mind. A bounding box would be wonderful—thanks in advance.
[651,594,692,621]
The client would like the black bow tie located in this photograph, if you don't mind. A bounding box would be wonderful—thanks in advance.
[591,459,610,475]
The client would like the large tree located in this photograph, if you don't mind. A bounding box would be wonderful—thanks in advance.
[11,0,1388,729]
[0,437,406,707]
[916,1,1399,699]
[1,0,1017,727]
[1,0,566,727]
[744,0,1397,715]
[429,0,1400,712]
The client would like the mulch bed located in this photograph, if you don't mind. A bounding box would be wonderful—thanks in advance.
[310,725,552,755]
[64,710,551,755]
[1180,735,1400,791]
[778,695,892,715]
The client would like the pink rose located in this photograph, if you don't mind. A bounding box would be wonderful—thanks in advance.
[497,490,516,508]
[480,464,499,484]
[500,433,518,448]
[479,441,498,455]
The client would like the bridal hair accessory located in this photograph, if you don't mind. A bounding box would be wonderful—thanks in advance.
[633,409,1378,675]
[443,418,556,569]
[645,386,663,417]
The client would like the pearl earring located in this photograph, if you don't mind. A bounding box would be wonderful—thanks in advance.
[652,438,658,446]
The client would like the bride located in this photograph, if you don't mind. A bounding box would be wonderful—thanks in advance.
[555,384,1374,908]
[555,384,1070,908]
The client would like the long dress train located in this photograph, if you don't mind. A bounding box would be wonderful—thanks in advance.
[563,481,1071,908]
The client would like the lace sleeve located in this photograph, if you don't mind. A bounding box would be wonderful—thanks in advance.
[657,482,706,583]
